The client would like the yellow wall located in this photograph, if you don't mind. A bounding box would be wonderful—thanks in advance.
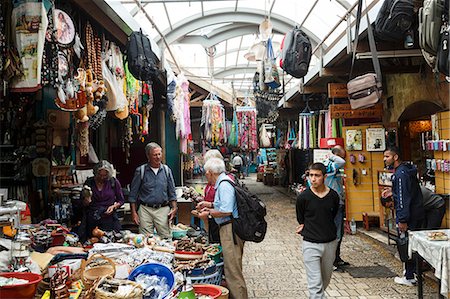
[343,125,386,221]
[435,111,450,228]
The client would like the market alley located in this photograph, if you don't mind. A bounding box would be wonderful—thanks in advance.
[240,175,439,299]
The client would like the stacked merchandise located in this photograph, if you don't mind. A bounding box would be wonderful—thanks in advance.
[236,107,258,151]
[201,98,227,147]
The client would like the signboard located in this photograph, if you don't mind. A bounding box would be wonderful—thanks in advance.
[328,83,348,98]
[330,103,383,119]
[313,149,332,163]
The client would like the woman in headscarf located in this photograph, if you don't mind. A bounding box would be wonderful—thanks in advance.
[80,160,124,241]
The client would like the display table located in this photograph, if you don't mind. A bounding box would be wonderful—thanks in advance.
[409,229,450,298]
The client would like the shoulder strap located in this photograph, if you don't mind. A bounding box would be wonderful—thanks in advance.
[140,164,146,181]
[349,0,381,82]
[163,164,169,179]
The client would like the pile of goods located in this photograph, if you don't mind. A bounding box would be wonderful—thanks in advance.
[0,217,226,299]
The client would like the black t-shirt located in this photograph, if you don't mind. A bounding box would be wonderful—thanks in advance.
[296,188,340,243]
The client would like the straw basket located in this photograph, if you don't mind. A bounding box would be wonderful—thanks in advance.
[81,254,116,287]
[95,278,143,299]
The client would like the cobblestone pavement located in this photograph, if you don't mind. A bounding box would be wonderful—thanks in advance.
[240,176,439,299]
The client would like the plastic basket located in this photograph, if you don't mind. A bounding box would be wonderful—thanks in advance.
[189,270,222,285]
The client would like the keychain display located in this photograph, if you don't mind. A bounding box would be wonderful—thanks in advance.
[426,140,450,151]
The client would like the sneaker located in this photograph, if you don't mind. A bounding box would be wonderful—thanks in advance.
[394,276,417,286]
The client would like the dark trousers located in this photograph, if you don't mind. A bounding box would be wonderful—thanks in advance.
[208,217,221,244]
[423,205,446,230]
[334,204,345,264]
[403,219,424,279]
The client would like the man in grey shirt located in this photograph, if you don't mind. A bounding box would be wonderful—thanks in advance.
[421,186,445,230]
[129,142,177,238]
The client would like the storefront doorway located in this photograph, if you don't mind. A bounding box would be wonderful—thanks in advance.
[398,100,444,178]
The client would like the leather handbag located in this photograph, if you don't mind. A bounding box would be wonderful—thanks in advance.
[347,73,382,109]
[347,0,383,110]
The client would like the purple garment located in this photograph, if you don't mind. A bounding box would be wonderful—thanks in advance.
[89,178,125,209]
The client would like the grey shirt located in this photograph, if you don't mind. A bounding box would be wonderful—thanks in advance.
[128,164,177,204]
[421,186,444,210]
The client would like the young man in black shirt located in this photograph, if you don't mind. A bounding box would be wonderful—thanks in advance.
[296,162,340,299]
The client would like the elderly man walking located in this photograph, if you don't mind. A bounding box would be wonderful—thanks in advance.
[129,142,178,239]
[196,157,248,299]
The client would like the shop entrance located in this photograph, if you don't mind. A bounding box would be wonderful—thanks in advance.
[398,100,443,179]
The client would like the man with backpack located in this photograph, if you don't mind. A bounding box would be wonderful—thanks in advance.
[324,145,348,271]
[296,163,340,299]
[128,142,177,239]
[197,157,248,299]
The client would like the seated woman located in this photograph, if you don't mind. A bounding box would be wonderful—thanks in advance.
[79,160,124,242]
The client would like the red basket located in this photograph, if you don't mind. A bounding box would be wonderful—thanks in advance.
[193,284,222,298]
[0,272,42,299]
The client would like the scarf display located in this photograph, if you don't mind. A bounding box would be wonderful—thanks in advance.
[228,110,239,147]
[169,74,192,154]
[236,106,258,151]
[201,98,227,147]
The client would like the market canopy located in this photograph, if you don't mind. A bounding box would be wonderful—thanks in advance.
[105,0,380,98]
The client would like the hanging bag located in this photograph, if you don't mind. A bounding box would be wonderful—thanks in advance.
[436,20,449,76]
[347,0,383,110]
[281,27,312,78]
[374,0,414,42]
[264,38,281,89]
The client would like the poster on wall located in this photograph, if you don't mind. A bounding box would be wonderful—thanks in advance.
[313,149,332,163]
[366,128,386,151]
[431,114,439,140]
[345,129,363,151]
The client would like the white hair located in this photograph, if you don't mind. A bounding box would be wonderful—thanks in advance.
[145,142,162,156]
[204,157,226,174]
[204,149,223,163]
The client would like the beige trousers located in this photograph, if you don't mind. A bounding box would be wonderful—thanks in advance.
[138,205,171,239]
[219,223,248,299]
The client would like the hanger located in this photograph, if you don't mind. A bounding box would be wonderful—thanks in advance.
[300,94,313,115]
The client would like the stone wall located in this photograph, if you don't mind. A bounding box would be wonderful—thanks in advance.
[383,70,449,123]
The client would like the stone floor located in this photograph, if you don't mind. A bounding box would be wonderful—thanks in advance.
[239,175,440,299]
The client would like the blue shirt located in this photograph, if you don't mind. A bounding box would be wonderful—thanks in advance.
[128,164,177,205]
[324,155,345,205]
[213,173,238,225]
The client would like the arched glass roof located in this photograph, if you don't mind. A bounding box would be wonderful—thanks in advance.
[106,0,379,97]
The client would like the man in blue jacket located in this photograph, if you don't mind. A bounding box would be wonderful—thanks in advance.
[383,146,424,287]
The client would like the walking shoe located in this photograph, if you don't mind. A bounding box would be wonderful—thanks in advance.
[394,276,417,286]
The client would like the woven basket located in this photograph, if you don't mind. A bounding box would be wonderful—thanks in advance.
[95,278,143,299]
[81,254,116,287]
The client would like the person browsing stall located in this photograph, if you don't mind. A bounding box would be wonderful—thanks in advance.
[196,157,248,299]
[129,142,177,239]
[324,145,348,271]
[80,160,124,242]
[296,162,340,299]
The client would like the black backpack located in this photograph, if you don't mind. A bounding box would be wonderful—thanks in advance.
[219,179,267,243]
[437,24,449,76]
[374,0,414,41]
[126,30,159,81]
[281,28,312,78]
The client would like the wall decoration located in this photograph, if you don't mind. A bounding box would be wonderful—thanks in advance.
[431,114,439,140]
[366,128,386,151]
[378,171,393,187]
[53,9,75,46]
[346,129,363,151]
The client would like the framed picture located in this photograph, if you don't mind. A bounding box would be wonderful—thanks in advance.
[378,171,393,186]
[366,128,386,151]
[346,129,363,151]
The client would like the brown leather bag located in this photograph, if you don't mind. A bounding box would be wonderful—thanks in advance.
[347,73,382,109]
[348,0,382,110]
